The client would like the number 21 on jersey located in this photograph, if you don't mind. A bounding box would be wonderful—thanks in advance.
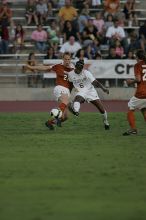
[142,65,146,81]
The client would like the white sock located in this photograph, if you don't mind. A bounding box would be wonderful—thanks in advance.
[73,102,80,112]
[102,111,109,125]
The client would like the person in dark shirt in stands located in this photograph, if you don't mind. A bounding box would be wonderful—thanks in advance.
[0,24,9,54]
[0,0,12,27]
[62,20,81,42]
[139,20,146,52]
[106,46,121,59]
[44,47,58,59]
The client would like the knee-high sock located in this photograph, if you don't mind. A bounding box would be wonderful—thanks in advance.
[127,110,136,129]
[73,102,80,112]
[102,111,107,121]
[102,111,109,124]
[59,103,67,113]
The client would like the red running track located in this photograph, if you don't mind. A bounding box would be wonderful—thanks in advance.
[0,100,128,112]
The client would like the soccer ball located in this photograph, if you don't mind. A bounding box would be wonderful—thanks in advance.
[50,108,62,119]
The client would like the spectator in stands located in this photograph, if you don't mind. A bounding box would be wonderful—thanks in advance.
[106,46,121,59]
[57,0,65,7]
[128,30,140,52]
[74,0,90,9]
[0,23,9,54]
[84,44,95,59]
[124,49,135,59]
[82,17,99,47]
[114,39,124,58]
[22,52,39,87]
[93,12,105,43]
[31,24,48,53]
[104,13,114,32]
[59,35,81,58]
[13,24,25,53]
[74,48,88,62]
[48,0,58,8]
[36,0,48,25]
[106,18,128,54]
[47,20,60,46]
[47,0,53,17]
[77,8,90,34]
[93,12,105,34]
[58,0,78,30]
[62,20,81,42]
[44,46,58,59]
[139,20,146,52]
[94,51,102,59]
[47,21,60,57]
[89,37,102,57]
[91,0,102,8]
[104,0,120,19]
[0,0,12,27]
[25,0,39,26]
[123,0,138,26]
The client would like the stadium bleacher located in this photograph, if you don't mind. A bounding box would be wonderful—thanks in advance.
[0,0,146,88]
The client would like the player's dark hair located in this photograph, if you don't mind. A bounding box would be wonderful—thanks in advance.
[76,60,84,67]
[136,50,146,63]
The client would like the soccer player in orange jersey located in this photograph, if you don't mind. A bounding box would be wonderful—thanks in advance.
[26,52,74,130]
[123,49,146,135]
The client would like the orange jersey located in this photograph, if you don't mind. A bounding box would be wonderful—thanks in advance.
[134,60,146,99]
[51,64,74,89]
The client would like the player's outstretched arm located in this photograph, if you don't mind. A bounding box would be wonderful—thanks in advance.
[92,80,109,94]
[24,65,51,71]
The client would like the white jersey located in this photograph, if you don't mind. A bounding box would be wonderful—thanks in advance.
[68,69,95,91]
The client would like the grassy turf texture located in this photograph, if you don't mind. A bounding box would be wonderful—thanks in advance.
[0,112,146,220]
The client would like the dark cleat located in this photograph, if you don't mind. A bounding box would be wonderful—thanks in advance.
[56,118,62,127]
[104,124,110,130]
[74,112,79,117]
[45,121,54,130]
[123,129,137,136]
[103,120,110,130]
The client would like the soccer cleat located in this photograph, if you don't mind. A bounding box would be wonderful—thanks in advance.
[103,120,110,130]
[55,118,62,127]
[104,124,110,130]
[74,112,79,116]
[123,129,137,136]
[68,103,79,117]
[45,121,54,130]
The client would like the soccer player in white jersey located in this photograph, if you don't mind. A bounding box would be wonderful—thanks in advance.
[68,60,110,130]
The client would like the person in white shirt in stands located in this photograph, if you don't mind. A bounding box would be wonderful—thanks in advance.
[59,35,81,58]
[68,60,110,130]
[106,18,128,54]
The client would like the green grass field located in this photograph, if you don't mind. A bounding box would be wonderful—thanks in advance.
[0,112,146,220]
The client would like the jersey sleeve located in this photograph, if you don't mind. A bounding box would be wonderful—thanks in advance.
[85,70,96,83]
[51,64,57,72]
[134,63,141,78]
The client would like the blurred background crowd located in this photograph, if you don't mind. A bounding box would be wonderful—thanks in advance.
[0,0,146,60]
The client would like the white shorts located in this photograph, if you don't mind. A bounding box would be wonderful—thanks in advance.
[75,87,100,102]
[53,85,70,101]
[128,96,146,110]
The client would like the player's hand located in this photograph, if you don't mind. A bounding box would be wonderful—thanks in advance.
[104,88,109,94]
